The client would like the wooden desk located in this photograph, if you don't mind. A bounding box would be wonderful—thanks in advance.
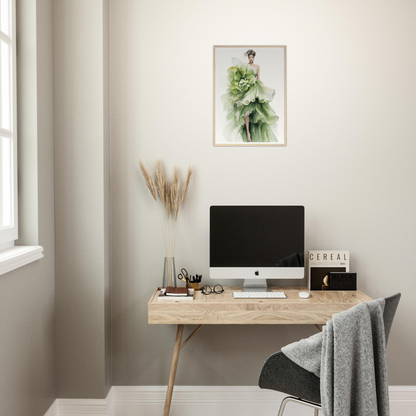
[148,286,372,416]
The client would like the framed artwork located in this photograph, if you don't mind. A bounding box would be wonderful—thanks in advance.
[213,45,286,146]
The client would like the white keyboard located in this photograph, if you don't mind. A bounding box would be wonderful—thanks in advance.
[233,291,286,299]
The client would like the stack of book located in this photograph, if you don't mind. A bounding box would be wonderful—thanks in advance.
[157,286,195,301]
[308,250,350,290]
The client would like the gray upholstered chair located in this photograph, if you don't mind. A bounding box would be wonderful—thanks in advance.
[258,293,401,416]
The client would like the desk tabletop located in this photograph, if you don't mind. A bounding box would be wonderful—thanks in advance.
[148,287,372,325]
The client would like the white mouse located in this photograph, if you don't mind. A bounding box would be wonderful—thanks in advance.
[299,291,311,299]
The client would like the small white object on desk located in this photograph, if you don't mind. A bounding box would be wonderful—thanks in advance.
[233,291,286,299]
[157,288,195,301]
[299,291,311,299]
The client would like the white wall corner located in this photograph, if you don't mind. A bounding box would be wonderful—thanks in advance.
[47,388,113,416]
[44,400,58,416]
[57,391,113,416]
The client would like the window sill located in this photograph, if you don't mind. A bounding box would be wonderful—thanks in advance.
[0,245,44,276]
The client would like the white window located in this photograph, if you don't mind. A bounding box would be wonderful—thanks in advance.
[0,0,43,273]
[0,0,17,248]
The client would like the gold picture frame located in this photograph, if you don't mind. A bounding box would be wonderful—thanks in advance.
[213,45,287,146]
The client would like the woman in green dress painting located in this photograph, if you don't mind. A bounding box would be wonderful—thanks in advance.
[221,49,279,143]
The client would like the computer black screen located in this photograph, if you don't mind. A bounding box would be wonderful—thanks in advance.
[210,206,304,268]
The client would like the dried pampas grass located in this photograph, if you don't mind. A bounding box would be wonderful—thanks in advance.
[171,167,180,221]
[182,164,193,205]
[156,159,165,203]
[139,160,157,201]
[139,159,194,285]
[164,180,170,219]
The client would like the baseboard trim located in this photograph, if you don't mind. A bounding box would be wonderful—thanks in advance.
[45,385,416,416]
[112,385,282,403]
[389,385,416,402]
[59,389,114,416]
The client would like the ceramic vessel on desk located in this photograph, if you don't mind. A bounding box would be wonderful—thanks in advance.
[162,257,176,288]
[187,282,200,290]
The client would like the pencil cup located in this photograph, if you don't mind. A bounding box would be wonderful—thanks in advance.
[187,282,200,290]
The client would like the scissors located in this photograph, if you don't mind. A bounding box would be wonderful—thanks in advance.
[177,268,190,283]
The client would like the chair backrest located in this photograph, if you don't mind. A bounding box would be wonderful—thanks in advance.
[383,293,401,345]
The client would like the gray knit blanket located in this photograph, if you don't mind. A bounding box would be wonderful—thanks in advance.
[282,299,389,416]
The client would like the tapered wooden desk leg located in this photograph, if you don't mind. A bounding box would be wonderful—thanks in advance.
[163,324,184,416]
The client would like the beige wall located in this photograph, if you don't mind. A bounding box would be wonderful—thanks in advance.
[0,1,56,415]
[54,0,111,399]
[110,0,416,386]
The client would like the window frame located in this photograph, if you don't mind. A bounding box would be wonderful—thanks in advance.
[0,0,18,246]
[0,0,43,275]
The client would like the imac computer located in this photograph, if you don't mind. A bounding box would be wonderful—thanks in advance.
[209,205,305,292]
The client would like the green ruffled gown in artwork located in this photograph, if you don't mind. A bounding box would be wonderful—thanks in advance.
[221,58,279,143]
